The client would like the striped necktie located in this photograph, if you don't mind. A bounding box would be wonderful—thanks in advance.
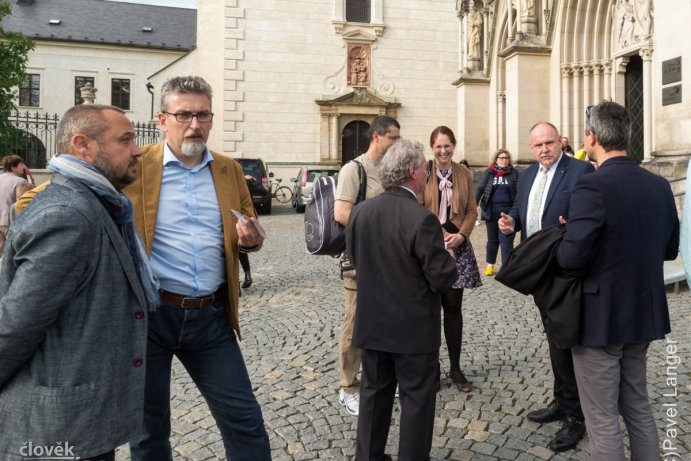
[526,167,548,236]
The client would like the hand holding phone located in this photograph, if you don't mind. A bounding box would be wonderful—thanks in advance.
[231,209,267,239]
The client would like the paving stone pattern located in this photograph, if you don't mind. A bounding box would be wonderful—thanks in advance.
[117,202,690,460]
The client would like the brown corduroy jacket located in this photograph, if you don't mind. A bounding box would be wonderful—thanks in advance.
[124,142,258,339]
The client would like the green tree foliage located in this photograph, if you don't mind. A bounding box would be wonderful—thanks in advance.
[0,0,35,157]
[1,0,34,115]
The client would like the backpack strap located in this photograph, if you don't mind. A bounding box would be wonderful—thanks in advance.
[352,159,367,204]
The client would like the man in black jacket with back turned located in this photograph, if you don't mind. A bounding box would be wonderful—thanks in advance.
[347,139,456,461]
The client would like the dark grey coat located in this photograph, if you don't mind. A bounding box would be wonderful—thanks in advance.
[0,174,148,460]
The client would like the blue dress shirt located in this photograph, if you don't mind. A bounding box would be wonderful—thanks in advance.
[150,145,226,296]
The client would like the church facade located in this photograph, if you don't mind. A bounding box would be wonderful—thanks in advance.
[134,1,691,186]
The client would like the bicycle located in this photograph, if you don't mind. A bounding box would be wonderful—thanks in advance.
[270,178,293,203]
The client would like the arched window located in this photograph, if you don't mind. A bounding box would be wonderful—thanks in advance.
[346,0,370,23]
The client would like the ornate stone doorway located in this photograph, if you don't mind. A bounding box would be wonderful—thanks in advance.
[315,88,399,164]
[625,55,644,163]
[341,120,370,163]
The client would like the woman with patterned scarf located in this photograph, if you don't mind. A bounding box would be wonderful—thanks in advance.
[419,125,480,393]
[475,149,519,276]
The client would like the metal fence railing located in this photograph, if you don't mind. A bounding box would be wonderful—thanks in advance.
[1,111,161,169]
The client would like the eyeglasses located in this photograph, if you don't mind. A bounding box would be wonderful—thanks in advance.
[497,156,510,160]
[163,111,214,123]
[585,105,595,134]
[585,105,594,121]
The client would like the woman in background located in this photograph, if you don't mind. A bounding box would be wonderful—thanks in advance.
[475,149,518,276]
[420,126,480,393]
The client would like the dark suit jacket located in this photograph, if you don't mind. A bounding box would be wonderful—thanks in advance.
[556,156,679,347]
[346,187,456,354]
[496,224,582,348]
[509,154,595,240]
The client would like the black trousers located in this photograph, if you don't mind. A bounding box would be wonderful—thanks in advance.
[544,318,584,420]
[356,348,438,461]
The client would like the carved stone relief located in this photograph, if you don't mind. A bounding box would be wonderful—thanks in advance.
[612,0,653,51]
[347,44,371,88]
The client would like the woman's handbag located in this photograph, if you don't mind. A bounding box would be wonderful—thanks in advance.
[480,204,492,221]
[479,193,492,221]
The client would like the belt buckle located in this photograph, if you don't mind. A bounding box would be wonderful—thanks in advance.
[180,296,201,309]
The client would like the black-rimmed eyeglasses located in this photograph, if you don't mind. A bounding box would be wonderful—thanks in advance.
[163,111,214,123]
[585,105,595,134]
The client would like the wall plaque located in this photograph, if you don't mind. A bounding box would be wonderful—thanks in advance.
[662,57,681,85]
[662,85,682,106]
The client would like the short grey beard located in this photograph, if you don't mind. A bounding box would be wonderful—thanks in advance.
[181,140,205,158]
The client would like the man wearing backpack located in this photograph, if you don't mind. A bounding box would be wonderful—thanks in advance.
[334,115,400,416]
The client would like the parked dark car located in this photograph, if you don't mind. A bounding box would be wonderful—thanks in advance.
[236,158,272,214]
[291,165,341,213]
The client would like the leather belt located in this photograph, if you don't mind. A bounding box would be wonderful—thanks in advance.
[159,285,226,309]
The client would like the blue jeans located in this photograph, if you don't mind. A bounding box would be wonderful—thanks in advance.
[485,205,515,265]
[129,301,270,461]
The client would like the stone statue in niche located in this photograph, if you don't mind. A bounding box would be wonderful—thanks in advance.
[347,44,370,88]
[521,0,535,20]
[467,7,483,61]
[613,0,653,49]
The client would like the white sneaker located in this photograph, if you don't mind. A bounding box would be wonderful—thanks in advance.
[338,389,360,416]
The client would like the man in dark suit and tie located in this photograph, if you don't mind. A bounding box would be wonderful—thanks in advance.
[556,102,679,459]
[499,122,594,452]
[346,139,456,461]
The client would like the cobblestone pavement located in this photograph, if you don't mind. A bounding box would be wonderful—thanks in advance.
[117,202,690,460]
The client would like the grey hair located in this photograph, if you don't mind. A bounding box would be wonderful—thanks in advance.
[586,101,630,152]
[56,104,124,153]
[160,76,213,111]
[380,139,425,191]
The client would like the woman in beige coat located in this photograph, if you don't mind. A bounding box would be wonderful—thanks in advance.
[419,126,480,392]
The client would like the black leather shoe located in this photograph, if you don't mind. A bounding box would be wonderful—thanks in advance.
[526,400,564,423]
[241,272,252,288]
[548,416,586,452]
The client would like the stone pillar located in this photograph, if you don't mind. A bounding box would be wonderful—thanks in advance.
[483,7,490,72]
[516,0,523,37]
[603,61,613,101]
[497,91,506,150]
[571,65,583,143]
[593,63,602,105]
[330,114,339,162]
[504,51,551,162]
[507,2,514,44]
[641,47,653,161]
[561,65,572,142]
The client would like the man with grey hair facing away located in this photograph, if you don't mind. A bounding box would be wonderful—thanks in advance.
[125,76,270,460]
[346,139,456,461]
[556,101,678,460]
[0,104,153,461]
